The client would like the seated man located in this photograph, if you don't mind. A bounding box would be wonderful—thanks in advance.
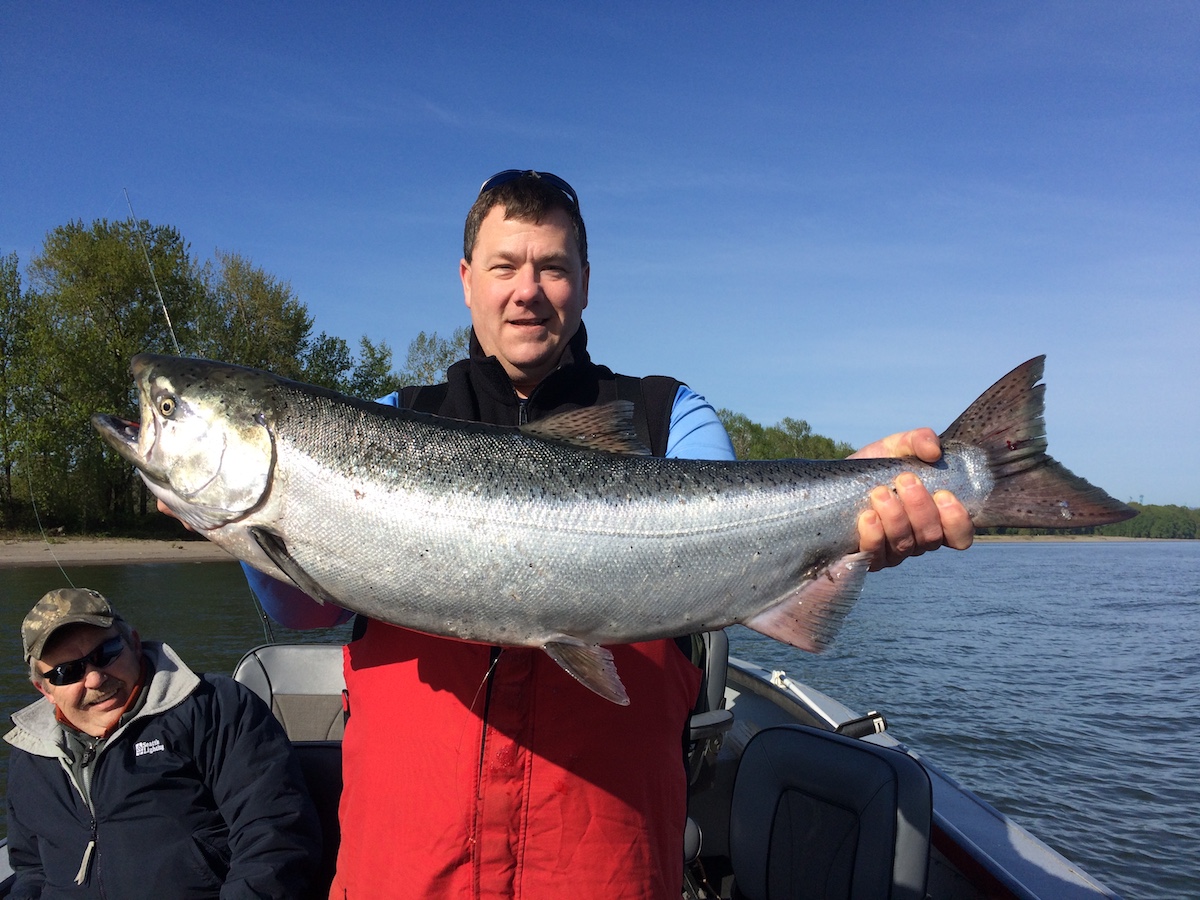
[5,587,322,899]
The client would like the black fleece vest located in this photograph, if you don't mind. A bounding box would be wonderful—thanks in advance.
[398,326,680,457]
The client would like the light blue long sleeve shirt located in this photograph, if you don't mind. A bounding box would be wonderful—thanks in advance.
[246,385,735,629]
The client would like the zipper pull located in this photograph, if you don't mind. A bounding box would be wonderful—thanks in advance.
[75,839,95,885]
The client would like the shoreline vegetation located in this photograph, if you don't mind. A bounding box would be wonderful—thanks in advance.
[0,533,1154,570]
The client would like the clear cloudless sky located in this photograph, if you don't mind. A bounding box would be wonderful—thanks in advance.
[2,3,1197,506]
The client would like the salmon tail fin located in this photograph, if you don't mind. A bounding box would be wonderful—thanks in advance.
[941,356,1136,529]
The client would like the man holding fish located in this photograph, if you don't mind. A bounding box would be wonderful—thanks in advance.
[233,170,973,898]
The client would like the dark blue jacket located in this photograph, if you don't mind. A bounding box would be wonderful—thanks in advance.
[4,642,321,899]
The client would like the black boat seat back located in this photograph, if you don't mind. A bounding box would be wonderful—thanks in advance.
[233,643,346,741]
[688,628,735,786]
[292,740,342,898]
[729,724,932,900]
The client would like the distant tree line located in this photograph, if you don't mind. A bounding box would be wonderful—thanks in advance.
[717,411,855,461]
[977,505,1194,539]
[1,219,1182,538]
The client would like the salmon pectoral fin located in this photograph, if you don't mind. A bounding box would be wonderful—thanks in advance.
[250,526,338,606]
[743,551,873,653]
[543,639,631,706]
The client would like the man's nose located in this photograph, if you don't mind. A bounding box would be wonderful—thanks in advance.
[511,265,542,301]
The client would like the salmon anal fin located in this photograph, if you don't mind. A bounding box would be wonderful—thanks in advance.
[743,551,873,653]
[543,639,631,705]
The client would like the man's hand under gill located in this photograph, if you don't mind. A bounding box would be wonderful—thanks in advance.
[157,499,195,531]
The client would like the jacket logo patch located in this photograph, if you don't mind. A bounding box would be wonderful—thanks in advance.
[135,739,166,757]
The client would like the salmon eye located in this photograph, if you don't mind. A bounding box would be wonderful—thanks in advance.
[159,397,176,417]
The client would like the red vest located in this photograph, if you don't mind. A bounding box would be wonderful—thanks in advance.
[330,622,701,898]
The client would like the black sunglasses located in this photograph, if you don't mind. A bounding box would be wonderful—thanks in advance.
[40,635,126,686]
[477,169,580,211]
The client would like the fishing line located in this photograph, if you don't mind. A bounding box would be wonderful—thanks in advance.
[455,648,504,795]
[121,192,280,646]
[123,188,181,355]
[23,461,75,588]
[247,586,276,645]
[128,190,269,641]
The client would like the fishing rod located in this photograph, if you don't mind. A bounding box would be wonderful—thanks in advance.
[123,188,181,355]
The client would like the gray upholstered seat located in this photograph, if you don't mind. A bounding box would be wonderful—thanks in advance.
[233,644,347,896]
[233,643,346,741]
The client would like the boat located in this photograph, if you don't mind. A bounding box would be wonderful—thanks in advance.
[0,631,1121,898]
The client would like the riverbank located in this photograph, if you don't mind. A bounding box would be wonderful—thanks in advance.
[0,536,235,568]
[0,532,1147,569]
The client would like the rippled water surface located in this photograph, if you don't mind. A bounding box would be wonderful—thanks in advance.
[730,540,1200,899]
[3,542,1197,897]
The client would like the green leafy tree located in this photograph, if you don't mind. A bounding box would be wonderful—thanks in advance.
[297,333,399,398]
[300,332,354,391]
[0,249,33,528]
[1092,504,1190,539]
[396,326,471,386]
[348,337,398,398]
[718,409,855,460]
[22,219,201,529]
[192,250,312,374]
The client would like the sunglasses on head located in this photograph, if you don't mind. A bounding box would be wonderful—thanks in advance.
[40,635,126,686]
[477,169,579,211]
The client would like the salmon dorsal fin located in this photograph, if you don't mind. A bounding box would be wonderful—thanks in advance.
[521,402,652,456]
[743,552,873,653]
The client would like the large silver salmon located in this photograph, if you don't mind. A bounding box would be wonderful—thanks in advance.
[93,355,1134,703]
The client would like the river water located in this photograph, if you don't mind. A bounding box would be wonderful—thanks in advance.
[2,541,1197,898]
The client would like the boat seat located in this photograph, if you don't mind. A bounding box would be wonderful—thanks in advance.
[683,628,735,865]
[687,628,735,786]
[233,643,346,741]
[292,740,342,898]
[729,724,932,900]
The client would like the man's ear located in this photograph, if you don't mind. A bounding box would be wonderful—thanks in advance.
[33,679,53,702]
[461,258,473,310]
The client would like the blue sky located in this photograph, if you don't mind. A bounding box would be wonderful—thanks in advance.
[3,3,1197,506]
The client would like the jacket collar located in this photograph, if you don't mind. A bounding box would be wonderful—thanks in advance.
[448,323,596,422]
[5,642,201,756]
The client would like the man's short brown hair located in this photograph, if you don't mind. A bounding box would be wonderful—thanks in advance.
[463,171,588,266]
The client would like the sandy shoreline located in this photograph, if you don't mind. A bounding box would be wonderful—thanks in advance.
[1,537,237,568]
[1,532,1143,569]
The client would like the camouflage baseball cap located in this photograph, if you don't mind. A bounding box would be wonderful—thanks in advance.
[22,588,122,662]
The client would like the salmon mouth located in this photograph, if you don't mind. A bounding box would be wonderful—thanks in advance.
[92,414,141,455]
[91,413,168,485]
